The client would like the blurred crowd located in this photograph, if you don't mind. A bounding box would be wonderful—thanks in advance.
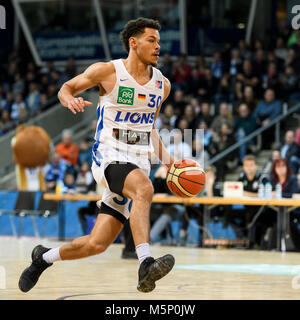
[0,53,79,136]
[2,25,300,249]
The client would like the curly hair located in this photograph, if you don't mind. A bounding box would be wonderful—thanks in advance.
[120,17,161,53]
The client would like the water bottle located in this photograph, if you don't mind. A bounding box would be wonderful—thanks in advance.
[265,182,272,199]
[258,182,265,199]
[275,183,282,199]
[55,179,63,195]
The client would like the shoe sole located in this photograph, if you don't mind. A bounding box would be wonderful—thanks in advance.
[137,254,175,293]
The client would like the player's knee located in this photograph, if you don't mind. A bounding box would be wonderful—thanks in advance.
[135,182,154,202]
[87,239,107,255]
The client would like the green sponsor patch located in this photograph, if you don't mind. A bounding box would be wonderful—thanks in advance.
[117,86,135,105]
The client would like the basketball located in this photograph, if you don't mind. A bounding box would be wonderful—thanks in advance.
[166,158,206,198]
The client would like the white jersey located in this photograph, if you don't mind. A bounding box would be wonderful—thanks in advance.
[92,59,164,164]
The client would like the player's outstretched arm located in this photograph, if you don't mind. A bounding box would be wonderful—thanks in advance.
[58,62,114,114]
[151,77,174,169]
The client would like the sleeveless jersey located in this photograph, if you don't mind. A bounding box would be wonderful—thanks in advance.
[93,59,164,158]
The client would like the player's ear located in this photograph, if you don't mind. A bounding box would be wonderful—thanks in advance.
[129,36,138,50]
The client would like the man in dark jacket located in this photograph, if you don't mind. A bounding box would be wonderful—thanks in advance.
[280,130,300,173]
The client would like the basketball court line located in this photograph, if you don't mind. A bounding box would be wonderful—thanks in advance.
[175,264,300,276]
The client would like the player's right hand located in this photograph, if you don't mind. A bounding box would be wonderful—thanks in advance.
[67,97,93,114]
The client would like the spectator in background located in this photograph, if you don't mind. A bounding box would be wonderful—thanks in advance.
[192,133,209,168]
[160,104,177,130]
[228,48,242,77]
[187,68,201,97]
[62,172,76,195]
[168,129,192,161]
[39,93,48,110]
[195,119,212,154]
[78,138,92,167]
[12,73,25,96]
[3,92,13,114]
[182,104,197,130]
[195,55,207,78]
[159,119,172,147]
[26,82,41,116]
[172,89,186,116]
[56,129,79,166]
[0,110,14,134]
[280,130,300,173]
[285,48,300,74]
[238,85,258,114]
[279,66,299,101]
[40,75,49,95]
[215,71,232,103]
[237,39,252,60]
[270,158,299,197]
[252,49,266,78]
[210,51,224,79]
[196,102,213,128]
[253,88,281,148]
[176,117,189,137]
[210,102,235,134]
[10,94,27,122]
[235,59,260,99]
[76,162,94,194]
[274,37,289,61]
[209,122,237,181]
[159,53,173,81]
[198,67,218,102]
[262,148,282,176]
[172,54,192,91]
[234,103,257,162]
[45,152,68,191]
[47,84,58,99]
[190,97,201,116]
[262,62,280,93]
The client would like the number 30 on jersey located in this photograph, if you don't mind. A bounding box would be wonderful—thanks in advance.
[148,94,162,108]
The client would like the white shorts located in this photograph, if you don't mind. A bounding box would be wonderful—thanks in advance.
[91,143,151,221]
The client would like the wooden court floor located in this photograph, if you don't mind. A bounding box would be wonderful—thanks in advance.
[1,236,300,300]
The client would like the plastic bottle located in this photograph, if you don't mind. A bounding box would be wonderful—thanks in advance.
[258,182,265,199]
[265,182,272,199]
[275,182,282,199]
[55,180,63,195]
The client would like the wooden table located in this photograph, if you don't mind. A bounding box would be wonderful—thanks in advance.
[44,193,300,251]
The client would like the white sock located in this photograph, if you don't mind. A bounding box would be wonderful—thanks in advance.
[136,243,151,265]
[42,247,62,264]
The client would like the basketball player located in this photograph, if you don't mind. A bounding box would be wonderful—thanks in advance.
[19,18,175,293]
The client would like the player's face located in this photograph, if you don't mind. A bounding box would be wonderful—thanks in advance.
[135,28,160,66]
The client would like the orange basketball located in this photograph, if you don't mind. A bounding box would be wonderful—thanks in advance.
[166,158,206,198]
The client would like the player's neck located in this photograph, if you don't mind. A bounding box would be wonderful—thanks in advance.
[124,54,152,78]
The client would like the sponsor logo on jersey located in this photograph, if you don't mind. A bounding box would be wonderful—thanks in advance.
[117,86,135,105]
[138,93,146,101]
[114,111,155,124]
